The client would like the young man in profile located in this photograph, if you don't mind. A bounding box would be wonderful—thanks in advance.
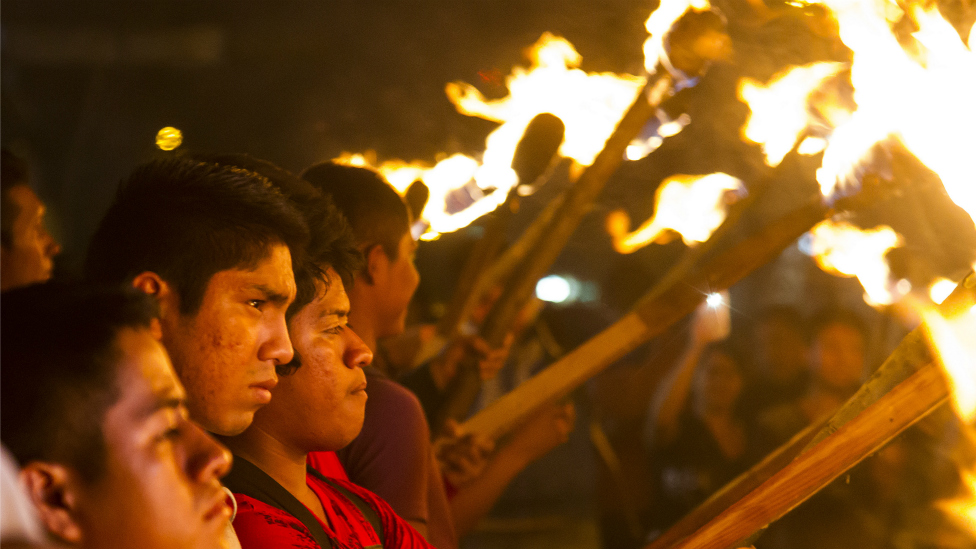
[85,158,308,437]
[302,163,574,545]
[187,159,431,548]
[1,148,61,291]
[1,282,233,549]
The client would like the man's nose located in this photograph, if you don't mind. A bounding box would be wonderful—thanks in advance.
[185,422,233,483]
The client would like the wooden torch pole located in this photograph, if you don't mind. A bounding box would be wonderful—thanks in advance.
[434,9,734,430]
[461,197,831,440]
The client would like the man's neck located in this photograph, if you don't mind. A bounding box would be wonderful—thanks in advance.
[219,425,309,499]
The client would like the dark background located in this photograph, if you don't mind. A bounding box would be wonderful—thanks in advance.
[3,0,974,347]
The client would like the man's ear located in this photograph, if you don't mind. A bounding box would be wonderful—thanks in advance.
[131,271,179,320]
[20,463,84,544]
[363,244,388,287]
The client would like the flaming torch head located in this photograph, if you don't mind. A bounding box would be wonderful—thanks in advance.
[662,9,733,79]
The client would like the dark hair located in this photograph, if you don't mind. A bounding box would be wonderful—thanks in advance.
[810,308,868,343]
[301,163,410,261]
[1,281,159,483]
[1,148,31,247]
[84,159,309,315]
[194,154,362,313]
[197,155,363,376]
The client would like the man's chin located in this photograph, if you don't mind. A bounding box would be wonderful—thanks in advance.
[205,411,256,437]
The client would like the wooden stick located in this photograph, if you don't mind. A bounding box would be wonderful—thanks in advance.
[671,361,948,549]
[437,113,566,340]
[643,419,824,549]
[432,70,676,430]
[645,270,976,549]
[435,10,736,430]
[461,198,830,440]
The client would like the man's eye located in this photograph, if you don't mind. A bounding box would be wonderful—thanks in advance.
[324,325,345,335]
[247,300,265,309]
[157,426,182,443]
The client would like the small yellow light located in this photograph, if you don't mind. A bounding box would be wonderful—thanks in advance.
[155,127,183,151]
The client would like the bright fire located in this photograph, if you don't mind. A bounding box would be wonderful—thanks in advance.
[608,173,744,253]
[738,62,846,167]
[800,220,902,305]
[330,0,714,240]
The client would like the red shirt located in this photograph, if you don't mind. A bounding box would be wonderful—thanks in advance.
[308,451,348,481]
[232,472,432,549]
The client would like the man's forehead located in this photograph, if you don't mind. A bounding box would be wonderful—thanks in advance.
[212,244,297,295]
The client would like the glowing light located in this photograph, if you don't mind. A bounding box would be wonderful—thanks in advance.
[930,278,959,305]
[643,0,712,73]
[155,127,183,151]
[794,0,976,228]
[800,220,902,306]
[447,33,645,169]
[536,275,573,303]
[609,173,744,254]
[797,136,828,155]
[706,292,723,308]
[738,62,845,167]
[921,305,976,422]
[331,0,712,239]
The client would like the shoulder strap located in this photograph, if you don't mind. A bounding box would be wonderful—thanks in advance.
[307,465,385,548]
[223,456,336,549]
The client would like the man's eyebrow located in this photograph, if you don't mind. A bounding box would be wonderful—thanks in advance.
[251,284,293,306]
[317,308,350,320]
[139,392,185,419]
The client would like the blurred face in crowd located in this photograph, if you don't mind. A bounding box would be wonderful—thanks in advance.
[251,269,373,451]
[23,328,233,549]
[372,230,419,338]
[142,244,297,436]
[754,318,809,382]
[693,349,743,415]
[0,185,61,291]
[811,322,865,391]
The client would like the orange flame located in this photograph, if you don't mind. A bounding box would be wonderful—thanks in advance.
[738,62,846,166]
[775,0,976,229]
[329,0,716,239]
[608,173,744,253]
[800,220,902,305]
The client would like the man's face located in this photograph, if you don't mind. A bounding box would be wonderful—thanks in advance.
[159,244,297,436]
[76,328,232,549]
[253,269,373,451]
[812,322,866,390]
[0,185,61,291]
[754,320,808,382]
[376,231,419,338]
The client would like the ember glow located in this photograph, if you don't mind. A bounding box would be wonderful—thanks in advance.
[608,173,744,254]
[738,62,845,167]
[799,220,902,305]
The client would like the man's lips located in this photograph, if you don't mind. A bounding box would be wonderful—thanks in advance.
[350,380,367,395]
[202,489,233,523]
[250,378,278,404]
